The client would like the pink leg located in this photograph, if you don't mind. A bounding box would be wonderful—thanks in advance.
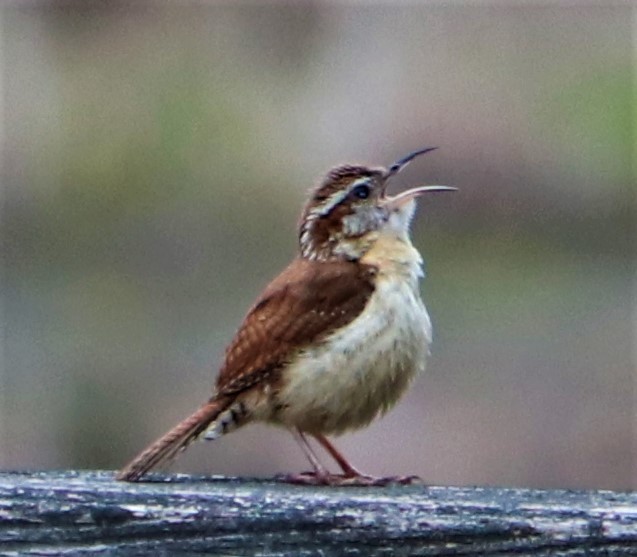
[279,430,423,487]
[312,433,423,487]
[278,429,331,485]
[293,429,329,476]
[311,433,365,477]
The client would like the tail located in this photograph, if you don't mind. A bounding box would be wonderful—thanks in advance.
[116,396,231,482]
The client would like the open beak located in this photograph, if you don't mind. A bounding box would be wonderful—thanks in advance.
[385,147,439,179]
[382,185,457,212]
[381,147,457,210]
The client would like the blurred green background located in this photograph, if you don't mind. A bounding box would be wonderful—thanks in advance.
[1,3,634,490]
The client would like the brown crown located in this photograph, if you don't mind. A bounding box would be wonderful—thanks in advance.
[310,166,381,205]
[298,165,386,261]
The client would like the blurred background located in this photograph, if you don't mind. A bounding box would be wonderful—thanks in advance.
[1,2,634,490]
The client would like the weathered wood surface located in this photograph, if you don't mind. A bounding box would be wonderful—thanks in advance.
[0,471,635,556]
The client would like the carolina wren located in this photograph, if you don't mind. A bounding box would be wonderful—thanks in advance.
[117,147,455,485]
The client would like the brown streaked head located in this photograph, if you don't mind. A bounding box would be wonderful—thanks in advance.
[298,148,455,261]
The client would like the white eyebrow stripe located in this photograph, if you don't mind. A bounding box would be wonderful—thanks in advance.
[312,177,371,217]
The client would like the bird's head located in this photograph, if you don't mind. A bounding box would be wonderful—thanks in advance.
[299,147,455,261]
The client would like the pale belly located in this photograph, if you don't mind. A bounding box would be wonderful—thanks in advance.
[269,277,432,435]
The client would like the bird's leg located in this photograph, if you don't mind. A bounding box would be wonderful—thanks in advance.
[278,429,332,485]
[311,433,365,478]
[294,429,329,477]
[312,433,423,486]
[279,430,423,486]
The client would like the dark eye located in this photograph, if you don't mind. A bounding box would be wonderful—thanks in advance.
[351,184,371,199]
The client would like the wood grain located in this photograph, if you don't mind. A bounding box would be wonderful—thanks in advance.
[1,470,636,556]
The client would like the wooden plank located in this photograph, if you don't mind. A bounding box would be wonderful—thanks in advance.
[0,471,636,556]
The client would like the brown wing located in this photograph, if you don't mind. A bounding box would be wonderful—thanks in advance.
[215,258,377,396]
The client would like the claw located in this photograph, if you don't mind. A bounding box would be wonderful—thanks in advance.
[276,472,423,487]
[275,471,331,486]
[335,474,423,486]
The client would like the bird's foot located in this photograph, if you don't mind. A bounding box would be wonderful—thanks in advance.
[276,471,331,486]
[276,471,423,487]
[337,473,423,486]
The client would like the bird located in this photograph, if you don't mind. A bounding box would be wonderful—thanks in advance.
[116,147,455,485]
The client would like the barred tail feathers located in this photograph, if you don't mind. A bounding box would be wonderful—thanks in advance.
[116,397,231,482]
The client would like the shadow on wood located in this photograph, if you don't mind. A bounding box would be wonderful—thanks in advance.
[0,471,636,556]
